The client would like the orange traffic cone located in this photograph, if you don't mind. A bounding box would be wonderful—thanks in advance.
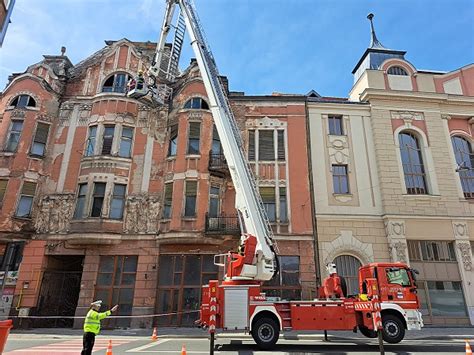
[151,327,158,341]
[181,344,187,355]
[106,339,113,355]
[466,340,473,355]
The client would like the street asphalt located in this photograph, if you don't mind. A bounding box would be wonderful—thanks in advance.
[4,327,473,354]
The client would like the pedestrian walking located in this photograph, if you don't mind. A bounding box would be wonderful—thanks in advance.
[81,300,118,355]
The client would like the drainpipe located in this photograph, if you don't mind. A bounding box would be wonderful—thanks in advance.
[304,99,321,288]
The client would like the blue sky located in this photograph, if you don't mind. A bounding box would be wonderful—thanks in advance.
[1,0,473,97]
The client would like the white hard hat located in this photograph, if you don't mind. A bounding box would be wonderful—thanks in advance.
[91,300,102,307]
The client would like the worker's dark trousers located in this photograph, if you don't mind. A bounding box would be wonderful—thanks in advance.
[81,332,96,355]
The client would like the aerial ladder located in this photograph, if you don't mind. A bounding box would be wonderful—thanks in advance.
[128,0,423,350]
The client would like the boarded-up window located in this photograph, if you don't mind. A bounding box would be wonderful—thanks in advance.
[248,130,255,160]
[259,130,274,161]
[163,183,173,219]
[168,124,178,157]
[184,181,197,217]
[187,122,201,154]
[30,123,50,157]
[16,182,37,218]
[0,180,8,203]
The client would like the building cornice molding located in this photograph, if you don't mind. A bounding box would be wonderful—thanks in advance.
[360,88,474,105]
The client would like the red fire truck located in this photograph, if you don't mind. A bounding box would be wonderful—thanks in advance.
[129,0,424,350]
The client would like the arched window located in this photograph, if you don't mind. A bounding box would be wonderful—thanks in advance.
[387,66,408,76]
[399,131,427,195]
[333,255,362,296]
[102,73,132,93]
[451,136,474,198]
[183,97,209,110]
[10,95,36,108]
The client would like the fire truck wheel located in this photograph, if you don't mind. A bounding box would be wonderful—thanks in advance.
[382,314,405,343]
[358,325,377,338]
[251,317,280,350]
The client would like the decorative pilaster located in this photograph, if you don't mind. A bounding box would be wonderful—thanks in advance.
[452,221,474,325]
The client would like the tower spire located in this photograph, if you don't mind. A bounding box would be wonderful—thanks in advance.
[367,13,385,49]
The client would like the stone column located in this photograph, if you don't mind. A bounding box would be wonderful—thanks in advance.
[452,221,474,325]
[385,220,409,264]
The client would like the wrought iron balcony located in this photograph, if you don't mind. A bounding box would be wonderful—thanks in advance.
[208,152,228,174]
[205,213,240,235]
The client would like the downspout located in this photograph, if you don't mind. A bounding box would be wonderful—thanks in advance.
[304,98,321,288]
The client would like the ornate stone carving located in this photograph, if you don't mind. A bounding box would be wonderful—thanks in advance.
[457,241,473,271]
[124,194,161,234]
[34,194,76,234]
[385,220,408,263]
[80,104,92,111]
[388,241,408,263]
[391,111,424,122]
[328,135,349,165]
[322,230,374,268]
[60,103,74,111]
[10,109,26,118]
[37,113,53,122]
[453,221,468,240]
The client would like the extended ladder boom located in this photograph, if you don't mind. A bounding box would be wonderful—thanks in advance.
[147,0,277,281]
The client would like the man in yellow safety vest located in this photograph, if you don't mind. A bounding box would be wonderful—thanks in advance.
[81,300,118,355]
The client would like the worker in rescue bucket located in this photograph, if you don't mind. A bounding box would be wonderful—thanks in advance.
[136,70,145,90]
[81,300,118,355]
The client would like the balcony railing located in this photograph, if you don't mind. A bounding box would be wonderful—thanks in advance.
[208,152,228,173]
[205,213,240,235]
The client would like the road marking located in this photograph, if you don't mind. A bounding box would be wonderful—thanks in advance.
[126,339,170,352]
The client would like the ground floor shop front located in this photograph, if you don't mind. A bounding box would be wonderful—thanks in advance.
[7,236,316,328]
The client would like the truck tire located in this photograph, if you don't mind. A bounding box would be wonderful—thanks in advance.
[382,314,405,343]
[358,325,377,338]
[251,317,280,350]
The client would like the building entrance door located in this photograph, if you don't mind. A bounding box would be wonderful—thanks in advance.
[156,254,218,327]
[35,255,84,328]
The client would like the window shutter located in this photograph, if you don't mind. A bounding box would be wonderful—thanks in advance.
[277,130,285,161]
[258,130,275,161]
[21,182,37,196]
[186,181,197,196]
[189,122,201,139]
[248,130,255,160]
[0,180,7,202]
[259,187,275,203]
[34,123,50,144]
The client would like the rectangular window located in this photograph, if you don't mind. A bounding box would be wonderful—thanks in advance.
[168,124,178,157]
[101,125,115,155]
[407,240,456,262]
[85,126,97,156]
[119,127,133,158]
[15,181,36,218]
[260,187,276,222]
[184,181,197,217]
[259,130,275,161]
[328,115,344,135]
[73,183,88,219]
[279,187,288,223]
[208,186,220,218]
[110,184,126,219]
[30,122,50,157]
[426,281,467,317]
[187,122,201,155]
[0,180,8,204]
[332,165,349,194]
[248,130,255,161]
[163,182,173,219]
[277,130,285,161]
[90,182,106,217]
[263,256,301,300]
[5,120,23,152]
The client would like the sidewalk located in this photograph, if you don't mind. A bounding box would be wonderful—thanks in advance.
[10,326,474,340]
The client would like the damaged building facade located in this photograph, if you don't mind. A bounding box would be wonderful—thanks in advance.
[0,39,314,328]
